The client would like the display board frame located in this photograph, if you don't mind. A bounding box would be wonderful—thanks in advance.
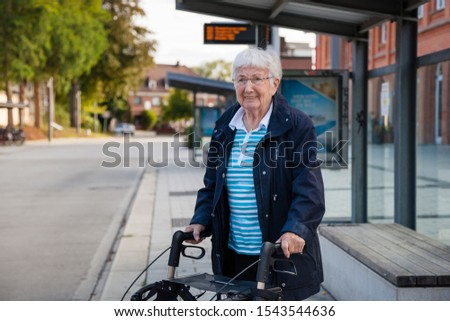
[281,70,349,168]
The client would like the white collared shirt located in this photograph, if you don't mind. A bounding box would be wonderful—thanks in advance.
[228,103,273,133]
[228,103,273,166]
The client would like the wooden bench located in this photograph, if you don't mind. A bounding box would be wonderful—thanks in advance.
[318,223,450,300]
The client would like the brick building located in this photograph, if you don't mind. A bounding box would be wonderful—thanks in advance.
[280,36,313,70]
[129,37,313,130]
[128,62,221,129]
[316,0,450,144]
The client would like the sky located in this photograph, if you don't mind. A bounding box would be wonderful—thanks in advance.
[139,0,316,67]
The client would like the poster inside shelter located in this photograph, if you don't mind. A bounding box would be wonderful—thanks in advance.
[281,77,339,152]
[200,107,221,137]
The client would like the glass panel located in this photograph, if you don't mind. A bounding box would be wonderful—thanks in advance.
[416,61,450,246]
[321,167,352,223]
[417,5,424,19]
[367,76,395,223]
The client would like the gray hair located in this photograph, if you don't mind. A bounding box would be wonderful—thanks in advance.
[232,47,283,81]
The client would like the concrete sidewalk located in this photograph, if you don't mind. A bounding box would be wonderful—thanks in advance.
[98,151,334,301]
[96,161,208,301]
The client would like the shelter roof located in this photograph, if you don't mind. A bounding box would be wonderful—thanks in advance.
[176,0,426,39]
[167,72,235,96]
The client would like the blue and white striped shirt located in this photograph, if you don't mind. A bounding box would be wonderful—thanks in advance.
[226,105,272,255]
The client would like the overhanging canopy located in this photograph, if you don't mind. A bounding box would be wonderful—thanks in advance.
[167,72,235,96]
[176,0,427,39]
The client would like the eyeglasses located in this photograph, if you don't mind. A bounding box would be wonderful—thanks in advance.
[232,76,273,87]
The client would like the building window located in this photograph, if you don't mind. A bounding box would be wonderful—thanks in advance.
[436,0,445,11]
[152,97,161,107]
[134,96,142,105]
[380,23,387,44]
[149,80,157,89]
[417,5,424,18]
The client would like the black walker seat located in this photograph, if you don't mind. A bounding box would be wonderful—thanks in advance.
[130,230,295,301]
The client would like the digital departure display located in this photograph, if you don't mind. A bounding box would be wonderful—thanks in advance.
[204,23,268,44]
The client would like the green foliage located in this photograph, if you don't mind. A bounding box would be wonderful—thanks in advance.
[140,110,158,130]
[161,88,193,123]
[45,1,108,82]
[83,0,156,107]
[0,0,53,84]
[0,0,108,84]
[186,125,194,149]
[102,97,131,122]
[40,100,71,128]
[81,113,100,131]
[54,101,71,128]
[193,60,232,81]
[0,0,156,130]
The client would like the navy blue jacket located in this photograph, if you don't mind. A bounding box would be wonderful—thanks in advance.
[191,93,325,299]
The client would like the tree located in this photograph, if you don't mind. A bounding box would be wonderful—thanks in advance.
[162,88,192,124]
[140,110,157,130]
[161,88,193,134]
[0,0,109,129]
[0,0,52,94]
[0,0,156,130]
[0,0,54,127]
[82,0,156,122]
[193,59,232,81]
[46,0,109,127]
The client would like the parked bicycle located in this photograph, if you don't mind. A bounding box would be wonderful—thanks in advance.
[0,127,25,146]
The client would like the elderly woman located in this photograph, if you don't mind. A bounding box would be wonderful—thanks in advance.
[185,47,325,300]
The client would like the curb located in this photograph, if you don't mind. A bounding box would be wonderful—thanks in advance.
[92,168,156,301]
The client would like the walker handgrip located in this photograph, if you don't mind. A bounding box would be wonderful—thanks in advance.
[168,230,206,268]
[256,242,279,285]
[168,231,191,268]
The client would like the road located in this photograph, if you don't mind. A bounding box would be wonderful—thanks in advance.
[0,134,150,300]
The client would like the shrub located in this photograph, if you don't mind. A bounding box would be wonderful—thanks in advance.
[140,110,158,130]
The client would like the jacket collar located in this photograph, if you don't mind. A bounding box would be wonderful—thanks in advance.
[266,93,293,138]
[216,94,292,141]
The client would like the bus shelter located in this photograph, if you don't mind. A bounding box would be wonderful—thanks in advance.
[166,72,235,159]
[176,0,426,230]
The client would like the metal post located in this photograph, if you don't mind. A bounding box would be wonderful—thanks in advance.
[271,26,280,54]
[256,24,268,49]
[394,12,417,230]
[331,36,341,69]
[351,35,368,223]
[191,91,197,162]
[47,77,54,142]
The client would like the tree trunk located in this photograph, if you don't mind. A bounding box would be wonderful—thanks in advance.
[33,79,41,128]
[6,80,13,129]
[18,80,26,128]
[69,81,79,127]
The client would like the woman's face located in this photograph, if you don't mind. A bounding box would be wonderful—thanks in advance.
[234,67,280,114]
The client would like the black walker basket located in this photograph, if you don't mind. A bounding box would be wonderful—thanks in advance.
[130,230,296,301]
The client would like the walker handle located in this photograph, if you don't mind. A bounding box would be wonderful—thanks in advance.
[168,230,207,268]
[256,242,297,289]
[256,242,279,287]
